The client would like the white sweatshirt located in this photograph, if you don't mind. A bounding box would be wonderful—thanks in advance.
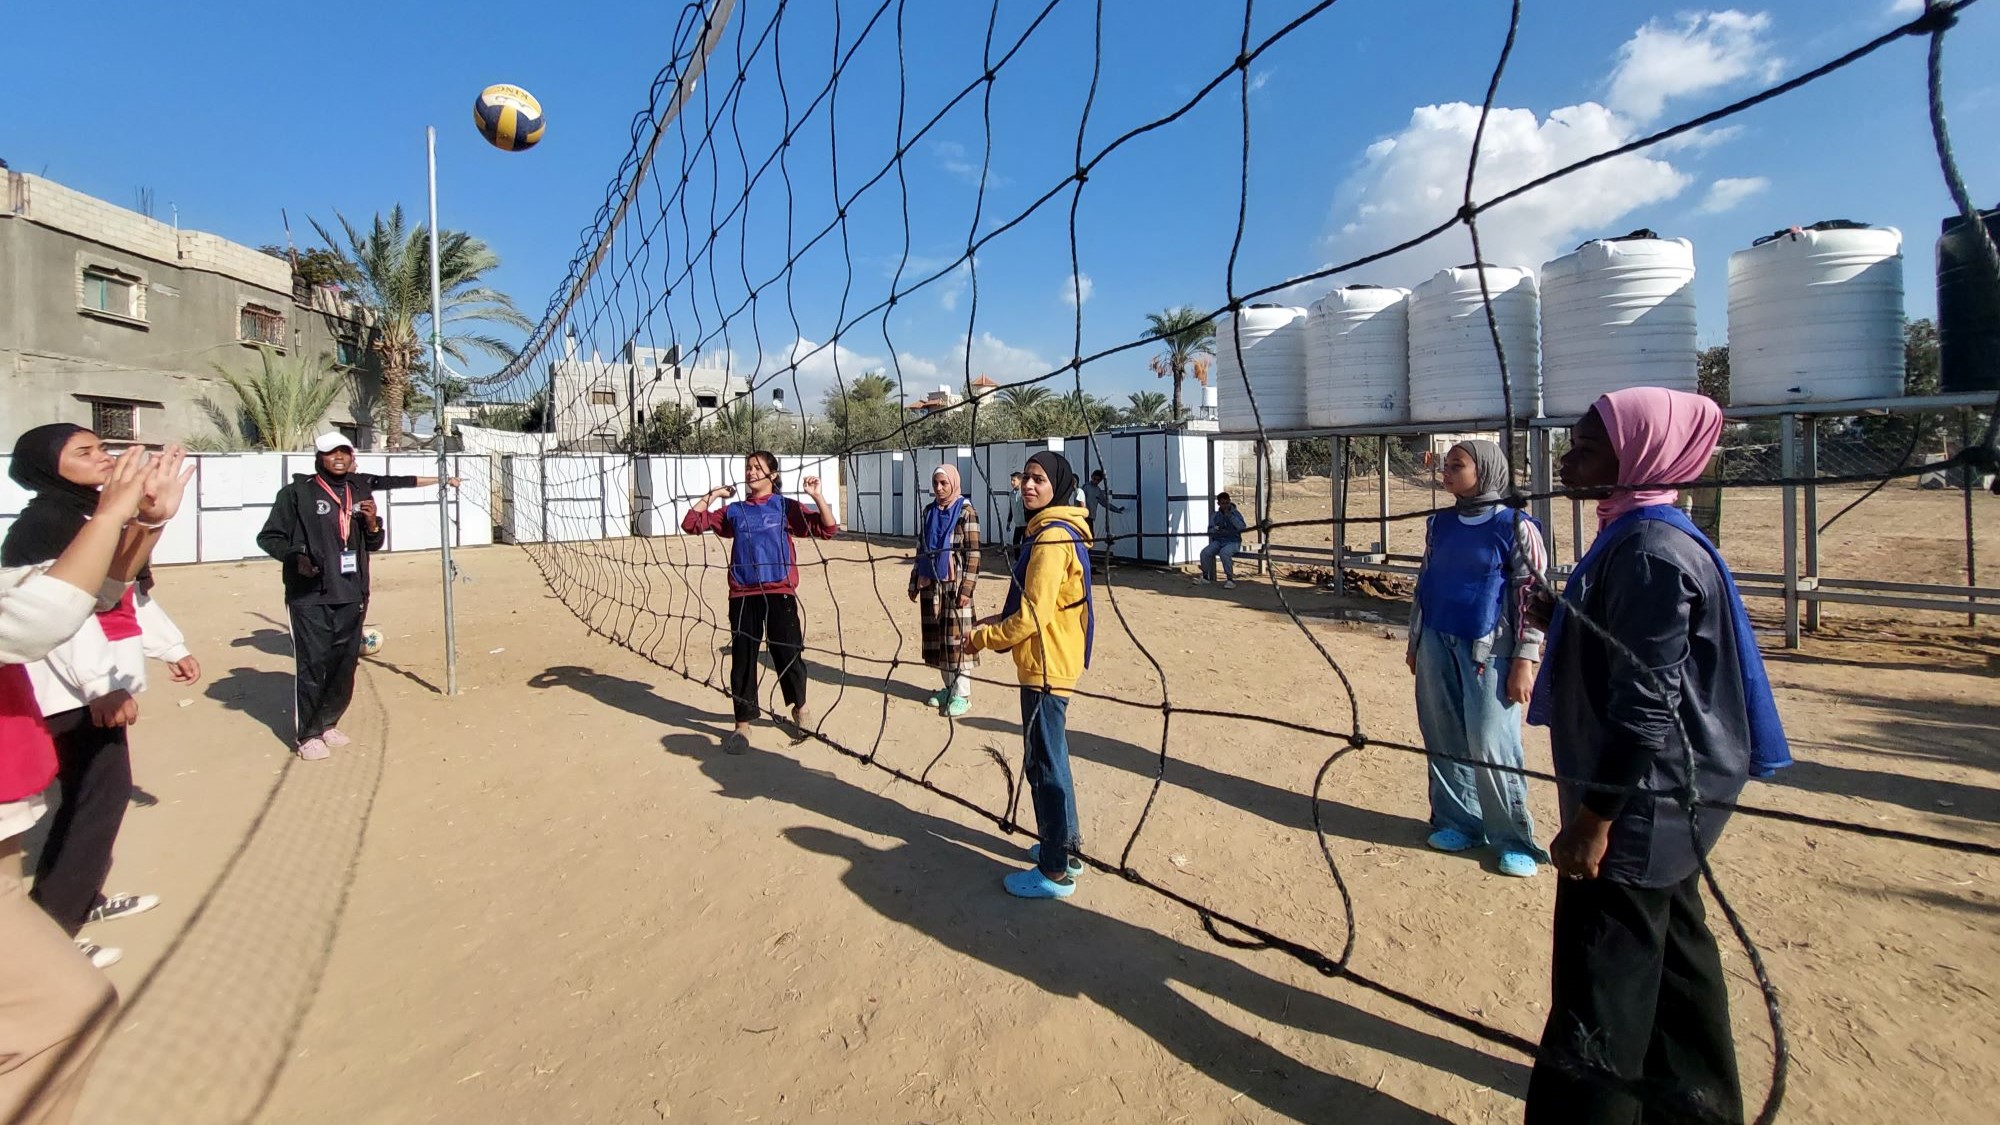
[1,565,133,838]
[25,584,190,718]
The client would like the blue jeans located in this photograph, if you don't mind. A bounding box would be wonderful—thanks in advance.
[1020,688,1079,878]
[1413,627,1541,857]
[1200,541,1239,581]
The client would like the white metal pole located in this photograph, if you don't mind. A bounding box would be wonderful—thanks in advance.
[427,126,459,695]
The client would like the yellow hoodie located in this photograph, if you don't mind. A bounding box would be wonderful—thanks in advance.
[967,504,1091,695]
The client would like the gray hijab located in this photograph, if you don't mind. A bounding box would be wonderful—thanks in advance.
[1451,439,1510,514]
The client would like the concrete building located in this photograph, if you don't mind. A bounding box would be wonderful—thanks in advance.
[550,338,752,449]
[0,171,381,449]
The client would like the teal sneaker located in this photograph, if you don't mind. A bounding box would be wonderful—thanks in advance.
[1003,867,1075,899]
[1427,828,1480,853]
[1497,851,1540,878]
[945,695,971,718]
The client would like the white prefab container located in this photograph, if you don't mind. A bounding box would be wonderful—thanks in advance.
[1727,224,1905,405]
[1541,236,1698,417]
[1305,286,1411,427]
[1214,305,1308,431]
[1408,265,1541,423]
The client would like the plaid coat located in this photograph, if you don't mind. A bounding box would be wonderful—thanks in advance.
[911,500,980,671]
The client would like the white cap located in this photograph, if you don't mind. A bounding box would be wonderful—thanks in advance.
[315,432,355,454]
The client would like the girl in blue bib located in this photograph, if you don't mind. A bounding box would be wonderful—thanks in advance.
[682,451,839,753]
[1407,439,1547,877]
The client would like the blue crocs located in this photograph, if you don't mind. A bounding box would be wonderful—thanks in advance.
[1003,867,1076,899]
[1027,844,1085,879]
[1497,851,1540,878]
[1427,827,1480,853]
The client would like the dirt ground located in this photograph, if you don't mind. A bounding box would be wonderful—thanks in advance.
[54,530,1999,1125]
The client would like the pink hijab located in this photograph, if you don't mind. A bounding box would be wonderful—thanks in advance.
[1592,387,1724,530]
[931,464,962,506]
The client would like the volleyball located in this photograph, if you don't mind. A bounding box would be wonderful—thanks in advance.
[474,84,545,151]
[360,626,385,657]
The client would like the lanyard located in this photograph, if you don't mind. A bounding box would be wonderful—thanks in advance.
[314,477,354,543]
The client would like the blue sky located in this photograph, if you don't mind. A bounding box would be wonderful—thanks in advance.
[6,0,1995,411]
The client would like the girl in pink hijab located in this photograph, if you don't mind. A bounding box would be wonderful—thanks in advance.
[1525,386,1787,1125]
[909,465,980,716]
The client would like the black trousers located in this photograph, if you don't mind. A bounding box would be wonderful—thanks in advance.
[1527,872,1744,1125]
[291,600,365,742]
[31,708,132,936]
[727,594,806,723]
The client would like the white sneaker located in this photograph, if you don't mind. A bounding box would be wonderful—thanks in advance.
[74,939,122,969]
[87,893,160,925]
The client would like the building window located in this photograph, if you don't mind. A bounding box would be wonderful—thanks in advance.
[79,268,142,321]
[335,338,361,367]
[695,394,718,408]
[239,303,285,347]
[91,401,139,442]
[590,389,616,406]
[336,422,361,447]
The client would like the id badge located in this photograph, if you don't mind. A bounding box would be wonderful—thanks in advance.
[340,550,359,575]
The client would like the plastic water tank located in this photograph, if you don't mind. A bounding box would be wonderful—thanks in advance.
[1938,208,2000,393]
[1305,286,1410,427]
[1214,305,1308,431]
[1727,222,1905,405]
[1407,265,1540,423]
[1540,233,1697,417]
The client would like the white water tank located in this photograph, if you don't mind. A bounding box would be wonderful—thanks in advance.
[1214,305,1308,431]
[1407,265,1540,423]
[1305,286,1411,427]
[1727,223,1905,405]
[1540,234,1698,417]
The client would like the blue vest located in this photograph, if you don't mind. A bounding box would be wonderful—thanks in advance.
[1414,509,1521,642]
[1001,520,1095,668]
[726,498,793,589]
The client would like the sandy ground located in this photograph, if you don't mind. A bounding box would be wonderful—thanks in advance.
[48,531,2000,1125]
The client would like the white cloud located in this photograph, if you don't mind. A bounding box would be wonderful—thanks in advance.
[1061,271,1094,308]
[1323,101,1691,285]
[1248,69,1273,94]
[939,261,973,311]
[768,331,1056,413]
[1314,11,1781,287]
[1697,175,1771,214]
[761,336,886,408]
[1608,10,1783,124]
[934,140,1005,188]
[1886,0,1925,15]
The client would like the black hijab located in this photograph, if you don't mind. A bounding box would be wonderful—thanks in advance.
[1024,451,1078,515]
[3,423,101,567]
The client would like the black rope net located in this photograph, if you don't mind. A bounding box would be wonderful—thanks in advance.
[468,2,2000,1121]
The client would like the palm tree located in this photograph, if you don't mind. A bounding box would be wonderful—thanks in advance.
[701,398,777,454]
[206,346,352,451]
[995,385,1057,437]
[1125,390,1172,425]
[313,206,533,446]
[1144,305,1217,420]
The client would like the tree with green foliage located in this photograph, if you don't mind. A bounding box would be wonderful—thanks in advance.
[820,370,904,449]
[1145,305,1216,420]
[1125,390,1172,425]
[197,345,352,451]
[312,206,532,447]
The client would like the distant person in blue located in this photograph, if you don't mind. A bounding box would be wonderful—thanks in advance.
[1524,387,1790,1125]
[683,451,839,754]
[1192,491,1247,589]
[1406,439,1547,878]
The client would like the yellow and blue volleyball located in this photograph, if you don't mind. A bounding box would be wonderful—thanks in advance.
[474,84,545,152]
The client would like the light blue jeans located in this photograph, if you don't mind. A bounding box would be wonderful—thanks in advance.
[1413,627,1541,858]
[1200,541,1239,581]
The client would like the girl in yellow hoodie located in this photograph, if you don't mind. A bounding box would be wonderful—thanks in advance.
[965,451,1094,899]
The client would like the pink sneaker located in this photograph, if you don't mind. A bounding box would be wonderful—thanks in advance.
[296,738,330,761]
[321,729,351,749]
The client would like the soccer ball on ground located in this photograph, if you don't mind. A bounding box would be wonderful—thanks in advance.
[360,626,385,657]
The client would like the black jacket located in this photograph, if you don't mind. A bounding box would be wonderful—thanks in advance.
[1547,519,1752,888]
[257,473,387,605]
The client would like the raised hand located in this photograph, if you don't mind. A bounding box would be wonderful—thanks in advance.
[355,498,381,530]
[137,445,194,524]
[802,476,823,497]
[94,447,154,524]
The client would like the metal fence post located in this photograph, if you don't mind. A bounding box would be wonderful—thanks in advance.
[1781,413,1800,648]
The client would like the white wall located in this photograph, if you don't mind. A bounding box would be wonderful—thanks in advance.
[0,452,493,567]
[842,431,1209,566]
